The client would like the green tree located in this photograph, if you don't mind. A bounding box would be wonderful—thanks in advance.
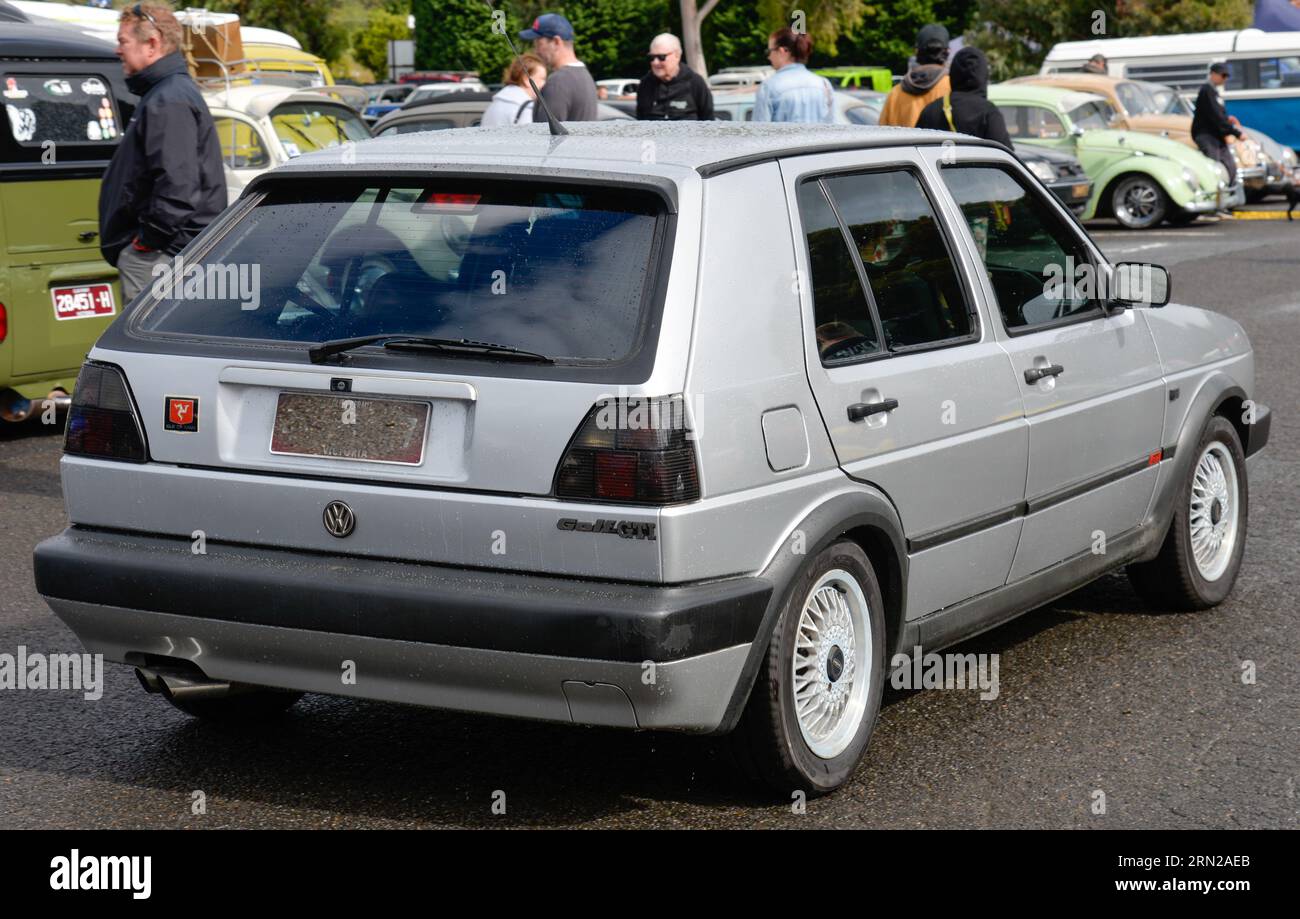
[353,9,413,79]
[967,0,1252,81]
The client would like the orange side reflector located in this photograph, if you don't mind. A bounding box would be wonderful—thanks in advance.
[1148,450,1163,466]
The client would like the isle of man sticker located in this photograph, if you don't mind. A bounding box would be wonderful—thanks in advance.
[164,396,199,433]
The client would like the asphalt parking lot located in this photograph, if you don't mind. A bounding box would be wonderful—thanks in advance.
[1,206,1296,829]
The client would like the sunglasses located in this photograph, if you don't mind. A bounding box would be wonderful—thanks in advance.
[129,3,158,26]
[765,46,780,55]
[648,53,672,62]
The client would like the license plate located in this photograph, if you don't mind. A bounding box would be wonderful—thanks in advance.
[1072,183,1090,198]
[51,283,115,320]
[270,392,429,465]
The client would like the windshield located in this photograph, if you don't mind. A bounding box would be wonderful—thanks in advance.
[269,103,370,156]
[1138,82,1191,116]
[136,180,666,365]
[1067,100,1117,131]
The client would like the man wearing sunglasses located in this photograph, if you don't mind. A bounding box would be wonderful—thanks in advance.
[99,2,225,300]
[635,34,713,121]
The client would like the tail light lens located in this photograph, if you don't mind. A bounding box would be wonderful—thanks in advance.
[0,302,7,343]
[555,395,700,505]
[64,362,148,462]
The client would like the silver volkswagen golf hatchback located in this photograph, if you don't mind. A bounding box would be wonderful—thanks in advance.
[35,123,1270,795]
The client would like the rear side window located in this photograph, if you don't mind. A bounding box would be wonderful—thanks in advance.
[819,170,972,350]
[136,180,667,366]
[3,73,121,147]
[795,180,880,364]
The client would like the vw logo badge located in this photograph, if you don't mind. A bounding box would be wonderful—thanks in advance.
[322,501,356,538]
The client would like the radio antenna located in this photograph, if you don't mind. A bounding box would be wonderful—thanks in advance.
[481,2,568,135]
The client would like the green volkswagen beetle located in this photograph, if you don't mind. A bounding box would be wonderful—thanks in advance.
[988,83,1239,229]
[0,20,133,423]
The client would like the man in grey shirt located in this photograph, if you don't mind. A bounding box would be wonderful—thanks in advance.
[519,13,598,122]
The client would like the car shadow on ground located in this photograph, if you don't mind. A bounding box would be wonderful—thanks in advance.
[1,574,1165,825]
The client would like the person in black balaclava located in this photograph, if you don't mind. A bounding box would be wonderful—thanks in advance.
[878,24,951,127]
[916,46,1012,149]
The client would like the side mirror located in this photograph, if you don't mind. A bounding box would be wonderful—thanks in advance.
[1070,125,1085,138]
[1109,261,1171,308]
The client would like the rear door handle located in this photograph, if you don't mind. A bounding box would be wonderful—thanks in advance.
[847,398,899,422]
[1024,363,1064,384]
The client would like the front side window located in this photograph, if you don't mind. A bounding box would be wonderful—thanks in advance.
[940,165,1098,331]
[136,180,665,366]
[2,73,120,147]
[1000,105,1065,140]
[211,116,269,169]
[1067,100,1117,131]
[820,170,972,350]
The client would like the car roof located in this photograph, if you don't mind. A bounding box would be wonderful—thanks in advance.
[205,85,361,118]
[1012,74,1125,95]
[989,84,1109,111]
[0,20,121,59]
[282,121,993,178]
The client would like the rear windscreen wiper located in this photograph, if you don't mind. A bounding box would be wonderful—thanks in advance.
[308,334,553,364]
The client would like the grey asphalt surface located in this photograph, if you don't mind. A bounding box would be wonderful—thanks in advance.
[1,208,1296,829]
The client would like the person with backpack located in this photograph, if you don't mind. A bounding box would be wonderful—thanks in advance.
[916,47,1012,150]
[481,54,547,127]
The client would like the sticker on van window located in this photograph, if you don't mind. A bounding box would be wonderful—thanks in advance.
[3,77,27,99]
[163,396,199,433]
[86,120,102,141]
[6,105,35,142]
[51,284,115,321]
[80,78,107,96]
[44,79,72,96]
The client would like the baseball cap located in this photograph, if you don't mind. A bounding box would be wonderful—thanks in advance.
[1209,61,1231,76]
[519,13,574,41]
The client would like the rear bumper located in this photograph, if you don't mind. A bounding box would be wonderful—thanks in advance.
[34,527,772,732]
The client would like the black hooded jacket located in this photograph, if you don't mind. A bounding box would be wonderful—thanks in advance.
[916,47,1013,150]
[98,51,226,266]
[636,64,714,120]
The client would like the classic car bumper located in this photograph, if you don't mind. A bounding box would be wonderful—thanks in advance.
[1182,181,1246,213]
[1047,178,1093,213]
[34,527,772,732]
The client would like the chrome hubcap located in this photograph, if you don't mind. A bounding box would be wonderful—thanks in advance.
[792,569,872,759]
[1190,442,1239,581]
[1117,182,1160,224]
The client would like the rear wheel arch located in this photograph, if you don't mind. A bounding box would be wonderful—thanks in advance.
[712,487,907,735]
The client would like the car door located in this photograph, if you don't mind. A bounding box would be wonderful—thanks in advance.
[781,150,1028,622]
[932,158,1166,581]
[210,112,272,202]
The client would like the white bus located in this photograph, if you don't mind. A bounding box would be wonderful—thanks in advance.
[1042,29,1300,150]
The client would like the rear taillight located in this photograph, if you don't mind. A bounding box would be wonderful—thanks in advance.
[0,302,7,343]
[64,362,147,462]
[554,396,700,505]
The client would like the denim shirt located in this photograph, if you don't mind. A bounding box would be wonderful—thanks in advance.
[752,63,834,124]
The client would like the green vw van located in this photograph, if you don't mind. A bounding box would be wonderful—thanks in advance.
[1,20,133,422]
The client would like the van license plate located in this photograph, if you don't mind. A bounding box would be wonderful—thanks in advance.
[270,392,429,465]
[51,283,115,320]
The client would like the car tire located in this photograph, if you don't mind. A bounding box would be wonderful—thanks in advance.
[731,539,885,797]
[1111,174,1169,229]
[163,687,304,721]
[1127,416,1248,610]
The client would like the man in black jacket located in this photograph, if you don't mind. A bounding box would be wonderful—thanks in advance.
[99,3,226,300]
[1192,62,1243,213]
[916,47,1012,150]
[636,33,713,120]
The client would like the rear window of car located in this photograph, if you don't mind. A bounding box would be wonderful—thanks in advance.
[3,73,121,147]
[135,179,668,366]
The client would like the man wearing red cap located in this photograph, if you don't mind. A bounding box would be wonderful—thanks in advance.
[519,13,598,122]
